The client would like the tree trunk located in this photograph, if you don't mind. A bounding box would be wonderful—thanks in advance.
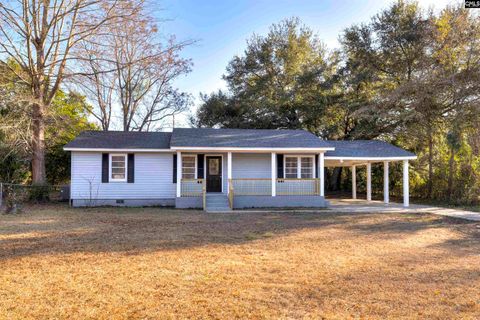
[447,148,455,201]
[32,103,47,185]
[330,167,342,191]
[427,128,434,199]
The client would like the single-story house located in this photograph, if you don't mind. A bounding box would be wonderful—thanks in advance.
[64,128,417,211]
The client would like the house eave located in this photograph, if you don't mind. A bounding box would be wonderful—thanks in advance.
[325,156,417,161]
[170,146,335,153]
[63,147,173,152]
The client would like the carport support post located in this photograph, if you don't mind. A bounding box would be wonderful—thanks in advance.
[383,161,389,204]
[366,163,372,201]
[351,165,357,199]
[176,151,182,197]
[403,160,409,207]
[319,152,325,197]
[227,152,232,195]
[271,152,276,197]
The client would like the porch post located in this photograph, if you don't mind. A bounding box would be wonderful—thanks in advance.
[176,151,182,197]
[403,160,409,207]
[271,152,276,197]
[366,163,372,201]
[227,152,232,194]
[383,161,389,204]
[319,152,325,197]
[352,165,357,199]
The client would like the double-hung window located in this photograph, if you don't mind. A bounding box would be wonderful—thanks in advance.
[182,155,196,179]
[284,156,315,179]
[110,154,127,182]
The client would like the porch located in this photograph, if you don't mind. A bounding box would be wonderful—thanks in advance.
[174,151,327,211]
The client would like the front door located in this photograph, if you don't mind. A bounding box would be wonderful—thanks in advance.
[206,156,222,192]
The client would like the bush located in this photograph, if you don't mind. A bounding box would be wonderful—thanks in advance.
[28,185,51,203]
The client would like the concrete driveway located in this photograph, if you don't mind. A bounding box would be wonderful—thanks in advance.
[328,198,480,222]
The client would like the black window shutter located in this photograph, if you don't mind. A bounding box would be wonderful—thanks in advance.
[102,153,109,183]
[127,154,135,183]
[315,154,319,178]
[173,154,177,183]
[277,154,284,179]
[197,154,204,179]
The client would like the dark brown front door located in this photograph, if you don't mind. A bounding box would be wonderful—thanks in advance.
[206,156,222,192]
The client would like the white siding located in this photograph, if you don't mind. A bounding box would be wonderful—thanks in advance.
[71,152,175,200]
[232,153,271,179]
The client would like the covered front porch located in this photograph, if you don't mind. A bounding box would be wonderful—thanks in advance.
[174,151,328,211]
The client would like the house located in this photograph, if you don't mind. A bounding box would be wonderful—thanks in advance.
[64,128,417,211]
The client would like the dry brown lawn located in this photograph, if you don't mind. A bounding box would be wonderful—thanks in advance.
[0,205,479,319]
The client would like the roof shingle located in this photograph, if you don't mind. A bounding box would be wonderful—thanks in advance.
[64,131,172,149]
[324,140,415,158]
[170,128,330,148]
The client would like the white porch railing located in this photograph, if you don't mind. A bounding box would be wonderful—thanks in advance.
[180,179,205,197]
[229,178,320,196]
[276,178,320,196]
[230,178,271,195]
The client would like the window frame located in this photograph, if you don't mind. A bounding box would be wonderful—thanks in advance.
[109,153,128,182]
[181,155,197,180]
[283,155,316,179]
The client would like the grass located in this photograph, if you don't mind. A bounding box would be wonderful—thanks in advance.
[1,204,479,319]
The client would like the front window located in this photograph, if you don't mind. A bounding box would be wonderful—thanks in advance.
[182,155,196,179]
[284,156,314,179]
[301,157,314,178]
[285,157,298,178]
[110,154,127,181]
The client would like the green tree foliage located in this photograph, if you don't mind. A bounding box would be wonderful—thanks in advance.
[194,18,339,134]
[0,60,96,184]
[195,2,480,205]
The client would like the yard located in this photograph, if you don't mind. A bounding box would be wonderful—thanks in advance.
[1,206,479,319]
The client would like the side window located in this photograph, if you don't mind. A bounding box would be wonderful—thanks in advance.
[110,154,127,181]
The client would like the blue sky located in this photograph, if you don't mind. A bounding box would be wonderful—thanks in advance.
[155,0,453,126]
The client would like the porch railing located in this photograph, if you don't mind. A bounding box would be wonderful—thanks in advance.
[229,178,320,196]
[230,178,272,195]
[276,178,320,196]
[180,179,205,197]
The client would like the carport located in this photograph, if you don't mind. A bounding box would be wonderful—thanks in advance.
[324,141,417,207]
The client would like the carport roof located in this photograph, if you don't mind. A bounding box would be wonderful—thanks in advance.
[324,140,416,159]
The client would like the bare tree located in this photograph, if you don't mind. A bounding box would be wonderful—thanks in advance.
[0,0,135,184]
[75,3,193,131]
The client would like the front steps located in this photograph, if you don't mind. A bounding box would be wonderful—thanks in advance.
[206,193,232,212]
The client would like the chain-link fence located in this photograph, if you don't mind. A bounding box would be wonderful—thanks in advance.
[0,183,70,213]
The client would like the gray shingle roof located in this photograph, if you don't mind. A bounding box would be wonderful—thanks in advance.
[64,131,172,149]
[325,140,415,158]
[170,128,331,148]
[64,130,416,159]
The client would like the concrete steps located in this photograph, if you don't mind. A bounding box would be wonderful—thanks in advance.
[206,193,232,212]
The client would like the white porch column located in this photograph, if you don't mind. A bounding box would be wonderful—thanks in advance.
[319,152,325,197]
[271,152,276,197]
[227,152,232,194]
[352,165,357,199]
[366,163,372,201]
[383,161,389,204]
[176,151,182,197]
[403,160,409,207]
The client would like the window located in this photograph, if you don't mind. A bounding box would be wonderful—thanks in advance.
[285,157,298,178]
[284,156,315,178]
[110,154,127,182]
[182,155,196,179]
[301,157,313,178]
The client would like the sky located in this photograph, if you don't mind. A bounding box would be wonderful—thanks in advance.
[154,0,455,127]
